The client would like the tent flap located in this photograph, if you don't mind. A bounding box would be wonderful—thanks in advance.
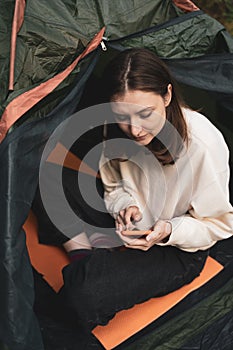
[0,41,98,350]
[111,12,233,58]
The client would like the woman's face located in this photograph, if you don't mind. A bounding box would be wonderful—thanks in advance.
[111,87,172,146]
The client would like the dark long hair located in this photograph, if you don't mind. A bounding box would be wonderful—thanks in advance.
[103,48,188,165]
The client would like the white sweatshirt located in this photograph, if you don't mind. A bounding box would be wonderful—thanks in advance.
[99,109,233,252]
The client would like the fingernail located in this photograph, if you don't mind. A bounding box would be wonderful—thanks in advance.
[146,230,157,241]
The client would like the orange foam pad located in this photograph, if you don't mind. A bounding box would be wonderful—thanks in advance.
[24,212,223,349]
[24,211,70,292]
[92,256,223,349]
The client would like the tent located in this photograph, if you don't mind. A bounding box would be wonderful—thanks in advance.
[0,0,233,349]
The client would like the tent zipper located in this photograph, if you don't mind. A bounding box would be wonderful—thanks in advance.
[100,38,107,51]
[95,11,203,53]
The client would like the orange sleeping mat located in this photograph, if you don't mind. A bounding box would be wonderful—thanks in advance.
[24,211,223,350]
[24,211,70,292]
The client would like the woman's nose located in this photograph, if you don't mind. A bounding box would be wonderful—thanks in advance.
[130,124,142,136]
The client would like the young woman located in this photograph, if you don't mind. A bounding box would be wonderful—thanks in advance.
[57,49,233,335]
[99,48,233,252]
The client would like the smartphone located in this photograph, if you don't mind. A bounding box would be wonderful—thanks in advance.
[122,229,152,236]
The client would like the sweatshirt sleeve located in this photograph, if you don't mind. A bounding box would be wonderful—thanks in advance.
[99,156,140,218]
[158,112,233,252]
[158,170,233,252]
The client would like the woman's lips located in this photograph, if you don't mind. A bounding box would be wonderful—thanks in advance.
[133,134,148,141]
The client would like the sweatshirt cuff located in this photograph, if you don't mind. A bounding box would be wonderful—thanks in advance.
[156,216,214,252]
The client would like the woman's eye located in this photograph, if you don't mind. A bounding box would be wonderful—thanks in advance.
[139,112,152,119]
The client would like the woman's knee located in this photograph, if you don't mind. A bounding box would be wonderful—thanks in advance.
[60,257,107,328]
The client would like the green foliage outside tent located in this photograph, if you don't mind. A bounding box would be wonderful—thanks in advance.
[194,0,233,34]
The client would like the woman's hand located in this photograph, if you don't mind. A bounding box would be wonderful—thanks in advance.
[146,220,172,244]
[117,220,172,251]
[115,206,142,231]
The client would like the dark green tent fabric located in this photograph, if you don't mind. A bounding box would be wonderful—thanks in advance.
[0,1,233,349]
[2,1,233,127]
[0,51,98,350]
[0,0,182,121]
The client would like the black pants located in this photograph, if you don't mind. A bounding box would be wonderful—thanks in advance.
[59,245,208,332]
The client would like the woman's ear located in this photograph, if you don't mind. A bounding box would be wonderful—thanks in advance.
[164,83,172,107]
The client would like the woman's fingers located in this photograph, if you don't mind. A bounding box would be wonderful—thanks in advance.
[146,220,172,243]
[115,206,142,230]
[124,206,142,227]
[116,210,173,249]
[116,209,126,231]
[116,230,155,251]
[117,230,146,245]
[132,210,142,222]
